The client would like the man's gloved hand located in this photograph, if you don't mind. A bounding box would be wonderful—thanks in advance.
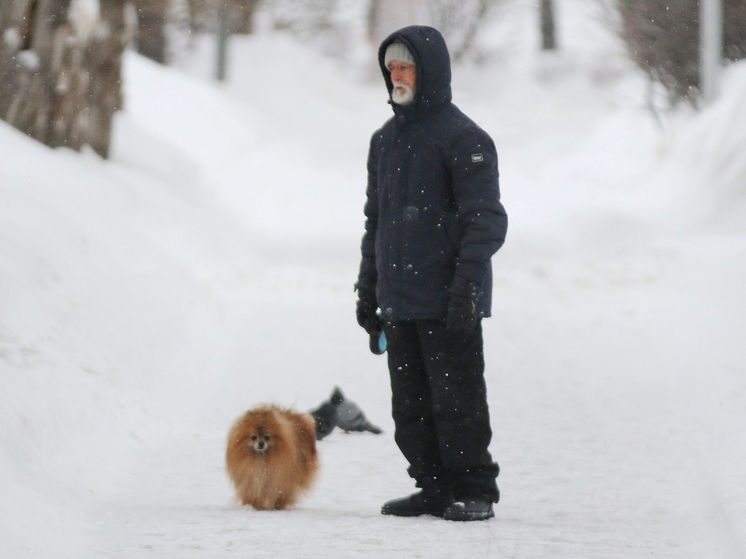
[356,287,381,334]
[446,293,478,332]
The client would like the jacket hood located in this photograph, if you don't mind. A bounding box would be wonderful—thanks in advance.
[378,26,452,123]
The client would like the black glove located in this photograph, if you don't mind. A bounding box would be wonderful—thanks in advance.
[446,293,478,332]
[356,288,381,334]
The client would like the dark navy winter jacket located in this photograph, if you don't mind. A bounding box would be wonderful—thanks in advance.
[357,26,508,321]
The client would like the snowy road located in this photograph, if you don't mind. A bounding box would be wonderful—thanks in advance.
[88,235,746,558]
[4,2,746,556]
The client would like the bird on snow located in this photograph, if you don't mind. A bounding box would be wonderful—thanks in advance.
[309,387,383,439]
[332,387,383,434]
[309,387,344,440]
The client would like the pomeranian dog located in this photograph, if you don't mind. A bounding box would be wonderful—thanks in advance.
[226,404,319,510]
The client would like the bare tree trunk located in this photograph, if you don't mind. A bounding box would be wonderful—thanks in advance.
[699,0,723,104]
[230,0,260,34]
[184,0,260,35]
[86,0,131,157]
[367,0,381,43]
[132,0,169,63]
[455,5,486,61]
[540,0,557,50]
[0,0,132,158]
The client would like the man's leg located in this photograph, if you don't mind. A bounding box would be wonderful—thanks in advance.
[417,320,499,504]
[385,321,446,489]
[381,321,451,516]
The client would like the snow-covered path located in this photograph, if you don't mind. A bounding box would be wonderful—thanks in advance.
[3,2,746,557]
[88,235,746,558]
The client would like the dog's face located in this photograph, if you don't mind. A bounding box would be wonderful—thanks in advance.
[248,424,274,454]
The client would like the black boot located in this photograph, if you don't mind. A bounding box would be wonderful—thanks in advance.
[443,499,495,521]
[381,490,452,518]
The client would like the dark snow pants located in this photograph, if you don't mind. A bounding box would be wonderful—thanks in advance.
[384,320,500,502]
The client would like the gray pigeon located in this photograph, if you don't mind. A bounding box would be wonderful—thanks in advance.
[310,388,345,440]
[333,387,383,434]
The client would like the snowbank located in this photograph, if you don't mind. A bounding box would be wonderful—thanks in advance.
[0,81,256,555]
[659,60,746,229]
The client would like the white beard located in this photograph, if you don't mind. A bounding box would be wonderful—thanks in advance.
[391,82,414,105]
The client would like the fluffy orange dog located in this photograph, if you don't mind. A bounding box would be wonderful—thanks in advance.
[226,405,319,510]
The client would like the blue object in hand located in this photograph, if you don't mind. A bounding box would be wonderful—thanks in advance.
[369,329,387,355]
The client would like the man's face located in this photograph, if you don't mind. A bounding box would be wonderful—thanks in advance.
[388,60,416,105]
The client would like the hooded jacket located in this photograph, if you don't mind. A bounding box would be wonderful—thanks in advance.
[357,26,508,321]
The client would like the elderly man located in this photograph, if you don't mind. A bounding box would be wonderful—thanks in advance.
[355,26,508,522]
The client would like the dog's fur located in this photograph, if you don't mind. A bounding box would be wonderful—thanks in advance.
[226,405,318,510]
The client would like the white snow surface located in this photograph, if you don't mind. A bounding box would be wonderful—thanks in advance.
[2,1,746,557]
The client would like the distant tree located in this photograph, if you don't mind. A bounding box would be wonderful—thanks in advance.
[259,0,356,58]
[368,0,493,61]
[230,0,261,34]
[617,0,746,105]
[267,0,338,35]
[128,0,259,66]
[131,0,169,63]
[426,0,490,61]
[185,0,262,35]
[540,0,556,50]
[0,0,132,158]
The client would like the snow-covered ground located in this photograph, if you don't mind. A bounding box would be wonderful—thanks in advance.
[2,1,746,557]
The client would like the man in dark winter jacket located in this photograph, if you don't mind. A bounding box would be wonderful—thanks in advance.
[355,26,508,522]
